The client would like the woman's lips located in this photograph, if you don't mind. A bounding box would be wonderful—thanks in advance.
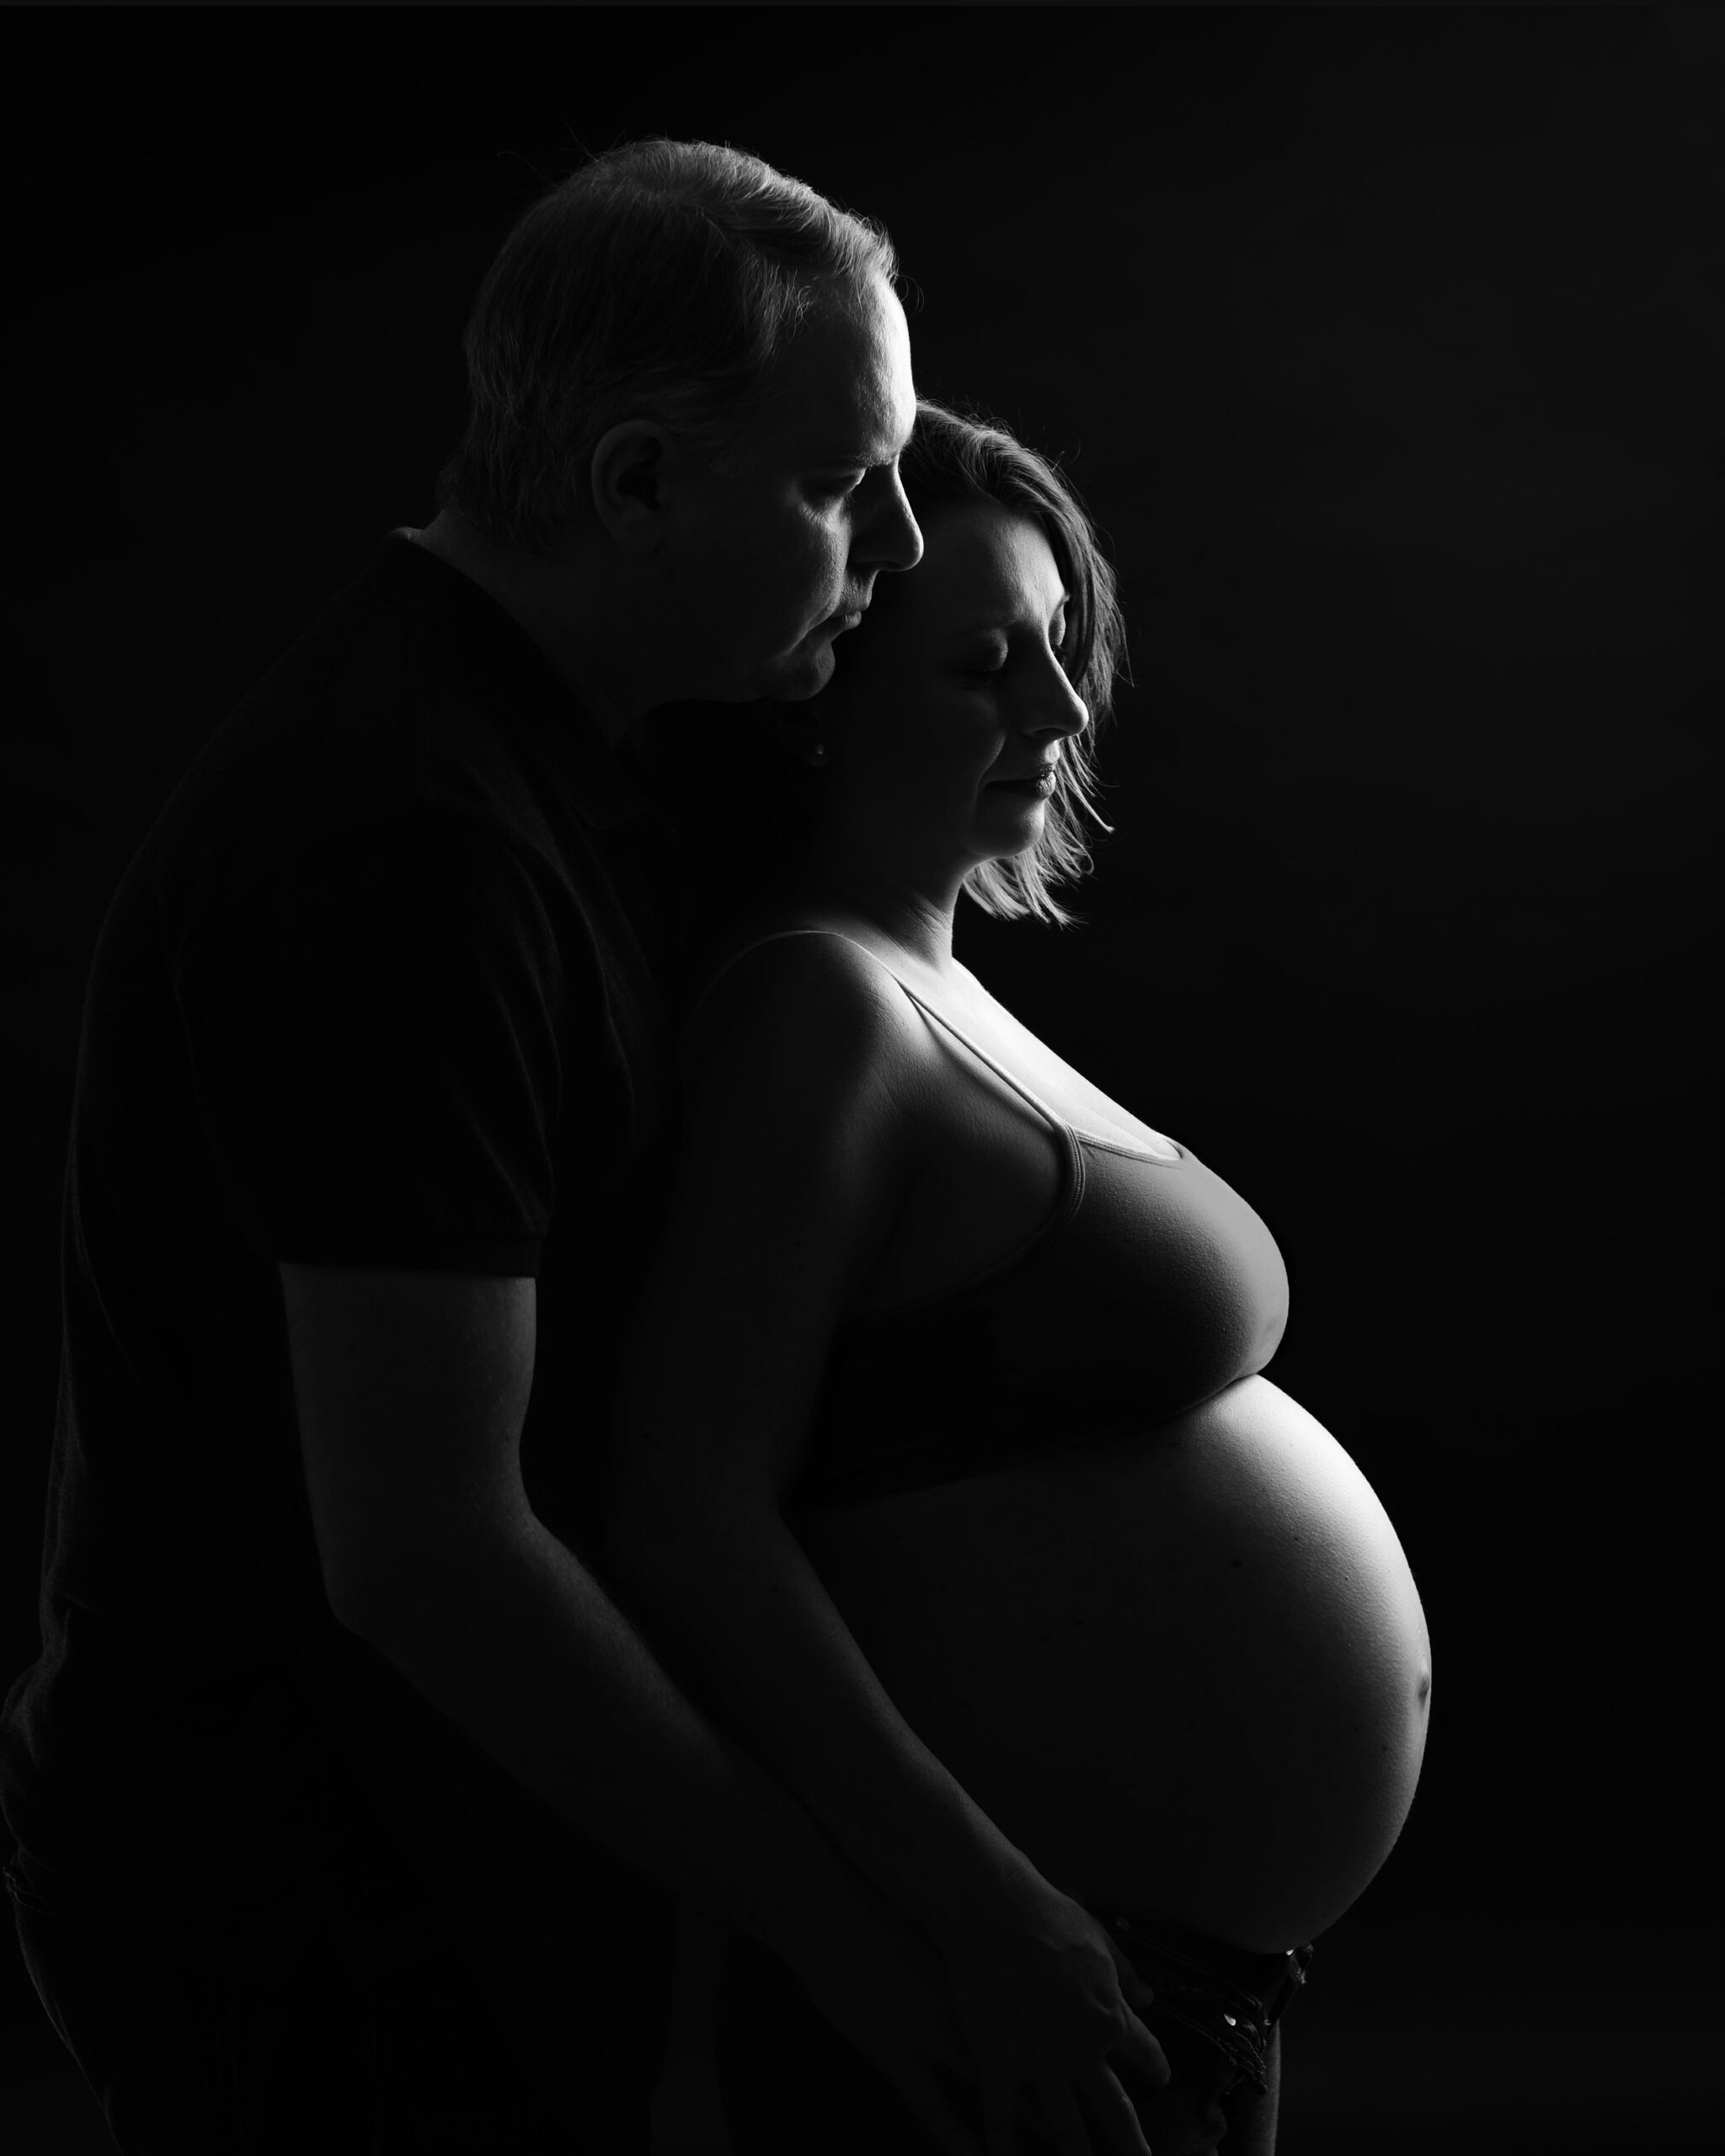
[989,770,1057,796]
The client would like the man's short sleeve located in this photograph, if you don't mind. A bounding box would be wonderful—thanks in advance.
[190,810,571,1275]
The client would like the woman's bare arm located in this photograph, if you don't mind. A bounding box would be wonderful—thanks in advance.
[606,933,1024,1931]
[606,932,1168,2156]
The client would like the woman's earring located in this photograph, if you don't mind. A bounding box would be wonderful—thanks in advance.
[809,740,828,764]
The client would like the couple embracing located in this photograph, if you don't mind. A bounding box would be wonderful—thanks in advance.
[1,138,1431,2156]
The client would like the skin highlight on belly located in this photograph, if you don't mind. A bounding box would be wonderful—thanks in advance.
[792,1374,1433,1952]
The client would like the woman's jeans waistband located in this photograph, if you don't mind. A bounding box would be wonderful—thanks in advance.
[1089,1908,1313,2098]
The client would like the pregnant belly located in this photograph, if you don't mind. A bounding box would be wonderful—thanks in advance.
[789,1374,1432,1953]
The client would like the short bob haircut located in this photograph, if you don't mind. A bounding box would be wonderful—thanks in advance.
[891,396,1126,927]
[434,138,900,558]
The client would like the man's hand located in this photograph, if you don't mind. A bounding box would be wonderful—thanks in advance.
[767,1861,984,2156]
[931,1871,1169,2156]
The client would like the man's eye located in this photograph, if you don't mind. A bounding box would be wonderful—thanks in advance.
[821,472,867,499]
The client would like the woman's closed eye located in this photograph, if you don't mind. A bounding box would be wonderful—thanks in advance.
[959,623,1066,683]
[958,643,1010,681]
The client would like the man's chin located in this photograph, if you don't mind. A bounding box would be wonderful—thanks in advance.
[756,639,838,702]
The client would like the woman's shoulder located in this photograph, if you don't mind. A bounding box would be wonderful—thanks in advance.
[675,919,937,1192]
[694,894,874,962]
[680,910,932,1086]
[691,904,846,980]
[688,906,900,1013]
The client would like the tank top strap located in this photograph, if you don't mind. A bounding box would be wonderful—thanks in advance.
[681,926,1077,1150]
[878,965,1076,1150]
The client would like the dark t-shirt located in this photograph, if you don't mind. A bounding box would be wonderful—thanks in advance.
[0,531,693,2092]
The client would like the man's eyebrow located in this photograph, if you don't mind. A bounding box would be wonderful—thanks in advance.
[816,415,917,467]
[814,443,906,469]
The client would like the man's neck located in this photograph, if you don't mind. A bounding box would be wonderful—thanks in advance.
[407,514,649,748]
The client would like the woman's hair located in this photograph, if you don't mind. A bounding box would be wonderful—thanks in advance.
[654,397,1129,932]
[893,396,1127,926]
[433,138,900,558]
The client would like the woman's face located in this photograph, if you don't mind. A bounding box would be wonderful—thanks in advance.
[799,499,1090,899]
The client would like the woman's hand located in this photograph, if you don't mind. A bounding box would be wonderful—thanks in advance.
[932,1870,1169,2156]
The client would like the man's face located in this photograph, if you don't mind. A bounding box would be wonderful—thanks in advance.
[662,276,923,701]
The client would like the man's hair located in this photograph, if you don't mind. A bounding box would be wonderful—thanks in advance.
[894,397,1127,927]
[432,138,900,557]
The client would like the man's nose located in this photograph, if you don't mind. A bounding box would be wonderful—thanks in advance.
[857,469,923,573]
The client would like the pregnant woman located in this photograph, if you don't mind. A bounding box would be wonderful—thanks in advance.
[606,399,1433,2156]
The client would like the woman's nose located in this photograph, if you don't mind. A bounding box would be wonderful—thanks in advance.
[1026,658,1090,742]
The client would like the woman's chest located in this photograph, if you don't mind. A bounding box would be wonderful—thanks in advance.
[856,990,1176,1317]
[911,963,1181,1164]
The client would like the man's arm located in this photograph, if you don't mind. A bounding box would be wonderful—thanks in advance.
[279,1258,983,2156]
[280,1260,838,1947]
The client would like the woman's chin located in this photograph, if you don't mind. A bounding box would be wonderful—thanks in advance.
[969,797,1048,857]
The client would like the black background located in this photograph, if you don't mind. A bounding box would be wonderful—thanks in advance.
[3,4,1721,2148]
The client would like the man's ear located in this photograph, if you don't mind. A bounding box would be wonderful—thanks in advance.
[588,420,672,551]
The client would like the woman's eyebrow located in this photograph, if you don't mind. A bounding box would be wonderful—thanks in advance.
[942,595,1072,640]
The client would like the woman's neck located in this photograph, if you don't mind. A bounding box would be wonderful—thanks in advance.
[771,862,963,985]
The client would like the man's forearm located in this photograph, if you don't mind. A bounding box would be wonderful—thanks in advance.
[341,1513,843,1956]
[608,1502,1036,1938]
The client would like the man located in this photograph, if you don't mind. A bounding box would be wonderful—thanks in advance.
[0,137,968,2153]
